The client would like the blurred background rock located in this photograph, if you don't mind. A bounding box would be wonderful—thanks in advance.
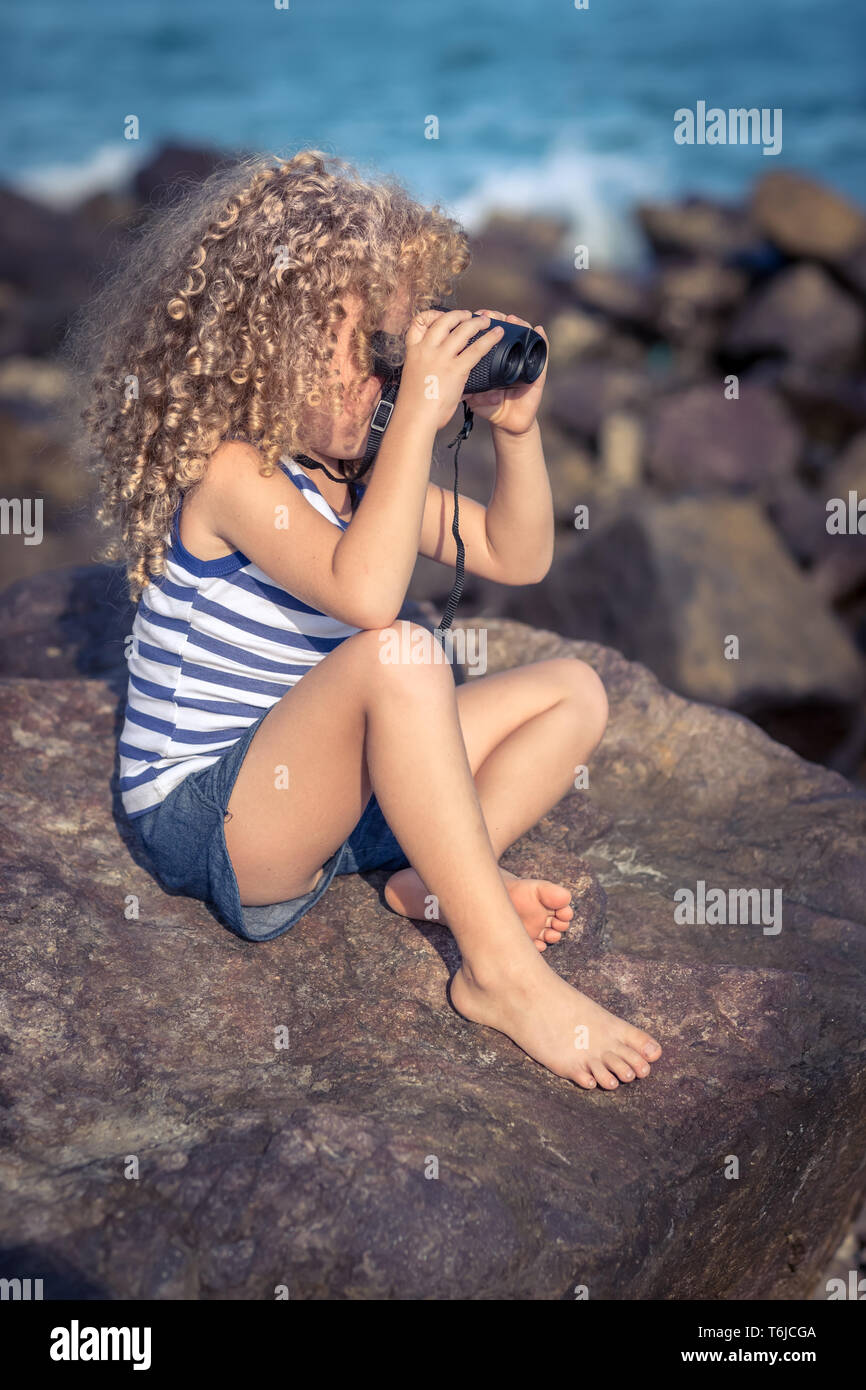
[3,153,866,780]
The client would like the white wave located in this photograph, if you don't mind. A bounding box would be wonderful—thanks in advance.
[450,138,673,268]
[10,142,147,210]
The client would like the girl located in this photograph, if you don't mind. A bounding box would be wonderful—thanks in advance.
[78,149,661,1091]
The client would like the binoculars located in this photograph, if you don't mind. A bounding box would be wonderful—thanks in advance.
[370,305,546,396]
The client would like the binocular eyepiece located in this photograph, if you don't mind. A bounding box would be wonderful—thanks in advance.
[370,305,546,395]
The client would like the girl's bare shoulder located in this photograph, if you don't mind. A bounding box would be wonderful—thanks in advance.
[200,437,292,516]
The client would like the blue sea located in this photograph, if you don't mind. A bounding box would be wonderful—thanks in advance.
[2,0,864,264]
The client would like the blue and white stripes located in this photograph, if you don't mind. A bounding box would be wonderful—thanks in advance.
[118,456,362,819]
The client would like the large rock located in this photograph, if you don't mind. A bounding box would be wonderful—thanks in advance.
[0,599,864,1300]
[655,261,749,353]
[0,187,129,356]
[0,564,134,686]
[770,363,866,444]
[457,212,567,328]
[132,142,227,206]
[548,363,650,441]
[636,197,772,268]
[808,434,866,603]
[725,264,866,371]
[646,382,801,493]
[482,495,865,770]
[0,365,104,591]
[567,269,657,334]
[751,171,866,264]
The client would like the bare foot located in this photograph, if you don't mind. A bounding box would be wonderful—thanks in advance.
[385,865,574,949]
[450,955,662,1091]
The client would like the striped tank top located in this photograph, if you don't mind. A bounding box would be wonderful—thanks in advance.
[118,456,365,820]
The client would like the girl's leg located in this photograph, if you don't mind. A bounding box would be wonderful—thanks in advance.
[385,658,608,943]
[223,622,661,1090]
[454,657,609,855]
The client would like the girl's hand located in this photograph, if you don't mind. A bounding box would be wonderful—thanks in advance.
[400,308,505,433]
[462,311,549,436]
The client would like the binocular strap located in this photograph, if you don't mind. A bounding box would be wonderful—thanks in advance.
[435,401,473,635]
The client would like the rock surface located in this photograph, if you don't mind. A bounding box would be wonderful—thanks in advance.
[646,382,801,493]
[751,171,866,264]
[724,264,866,371]
[0,577,864,1300]
[464,495,866,771]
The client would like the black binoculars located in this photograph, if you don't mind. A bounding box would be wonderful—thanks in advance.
[370,305,546,396]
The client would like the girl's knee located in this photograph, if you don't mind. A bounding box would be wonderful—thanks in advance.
[549,657,609,740]
[346,621,456,691]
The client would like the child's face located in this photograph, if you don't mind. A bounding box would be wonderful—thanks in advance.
[301,287,412,462]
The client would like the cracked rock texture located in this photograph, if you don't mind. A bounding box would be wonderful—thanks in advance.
[0,569,864,1299]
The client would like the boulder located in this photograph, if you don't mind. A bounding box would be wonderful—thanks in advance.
[546,308,611,364]
[0,595,864,1299]
[724,264,866,372]
[0,187,128,356]
[658,260,749,318]
[809,434,866,603]
[838,242,866,302]
[568,269,657,334]
[132,142,227,206]
[636,197,769,266]
[771,364,866,445]
[646,382,801,493]
[826,431,866,497]
[764,475,836,567]
[457,212,567,328]
[656,261,749,354]
[483,495,866,770]
[548,363,650,442]
[751,171,866,264]
[0,564,134,686]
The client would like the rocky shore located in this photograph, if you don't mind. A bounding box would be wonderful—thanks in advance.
[0,147,865,1298]
[2,147,866,779]
[0,583,864,1299]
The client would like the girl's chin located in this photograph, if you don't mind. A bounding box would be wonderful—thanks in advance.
[343,434,372,461]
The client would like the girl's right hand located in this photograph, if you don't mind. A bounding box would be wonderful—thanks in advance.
[398,308,505,432]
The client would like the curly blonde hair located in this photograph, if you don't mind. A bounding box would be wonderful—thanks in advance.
[70,149,470,602]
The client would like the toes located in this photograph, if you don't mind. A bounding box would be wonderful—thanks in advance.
[537,882,572,910]
[602,1050,637,1083]
[619,1044,651,1078]
[541,926,563,943]
[534,937,547,952]
[588,1058,619,1090]
[573,1068,597,1090]
[626,1027,662,1062]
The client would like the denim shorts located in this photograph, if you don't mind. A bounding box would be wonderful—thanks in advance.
[126,707,410,943]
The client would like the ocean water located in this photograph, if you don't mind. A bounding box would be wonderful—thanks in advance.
[1,0,864,263]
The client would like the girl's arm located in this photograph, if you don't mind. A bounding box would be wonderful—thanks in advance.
[417,418,554,585]
[204,310,505,629]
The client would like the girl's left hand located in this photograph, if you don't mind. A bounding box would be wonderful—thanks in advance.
[461,310,548,435]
